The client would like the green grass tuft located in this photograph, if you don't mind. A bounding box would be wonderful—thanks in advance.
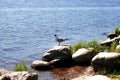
[71,40,88,54]
[71,39,105,54]
[113,27,120,35]
[97,67,120,79]
[14,60,27,71]
[87,39,105,53]
[115,48,120,53]
[108,41,118,52]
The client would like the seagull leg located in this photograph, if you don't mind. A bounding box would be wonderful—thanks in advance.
[58,42,60,46]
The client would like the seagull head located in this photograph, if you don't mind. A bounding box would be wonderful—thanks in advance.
[54,34,57,36]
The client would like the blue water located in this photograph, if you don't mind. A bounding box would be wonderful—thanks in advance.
[0,0,120,79]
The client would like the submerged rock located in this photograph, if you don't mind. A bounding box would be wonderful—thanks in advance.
[42,45,72,62]
[72,48,94,65]
[92,52,120,71]
[31,60,52,70]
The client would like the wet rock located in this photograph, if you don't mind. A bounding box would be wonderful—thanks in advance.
[92,52,120,71]
[72,48,94,65]
[31,60,52,70]
[42,45,72,62]
[0,69,38,80]
[87,75,111,80]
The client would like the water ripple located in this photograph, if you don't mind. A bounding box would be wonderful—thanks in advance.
[0,7,120,11]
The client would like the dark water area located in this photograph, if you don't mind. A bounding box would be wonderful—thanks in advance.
[36,66,95,80]
[0,0,120,79]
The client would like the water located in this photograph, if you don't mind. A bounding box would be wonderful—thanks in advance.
[0,0,120,79]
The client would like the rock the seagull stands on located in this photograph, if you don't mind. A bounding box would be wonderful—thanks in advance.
[54,34,69,46]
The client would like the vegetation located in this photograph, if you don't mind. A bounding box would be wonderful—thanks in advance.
[71,39,105,54]
[105,40,120,53]
[116,47,120,53]
[87,39,105,54]
[97,67,120,79]
[14,60,27,71]
[108,41,118,52]
[71,40,88,54]
[113,27,120,35]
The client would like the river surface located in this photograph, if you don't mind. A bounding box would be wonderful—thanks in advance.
[0,0,120,79]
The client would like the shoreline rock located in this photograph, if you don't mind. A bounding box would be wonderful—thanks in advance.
[0,69,38,80]
[72,48,94,65]
[31,60,52,70]
[31,45,73,70]
[100,35,120,46]
[42,45,72,62]
[92,52,120,71]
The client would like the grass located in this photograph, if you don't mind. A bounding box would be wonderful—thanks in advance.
[113,27,120,35]
[106,40,120,53]
[71,40,88,54]
[71,39,105,54]
[108,41,118,52]
[87,39,105,53]
[108,74,120,79]
[14,60,27,71]
[116,48,120,53]
[97,67,120,79]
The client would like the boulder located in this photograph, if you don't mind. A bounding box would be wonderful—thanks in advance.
[31,60,52,70]
[92,52,120,71]
[87,75,111,80]
[72,48,94,65]
[50,58,74,68]
[107,33,118,39]
[116,44,120,50]
[0,69,38,80]
[100,36,120,46]
[42,45,72,62]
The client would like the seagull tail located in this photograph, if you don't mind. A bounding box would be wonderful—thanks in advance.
[65,38,70,41]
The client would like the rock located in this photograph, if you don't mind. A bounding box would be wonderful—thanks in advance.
[1,76,11,80]
[92,52,120,71]
[42,45,72,62]
[87,75,111,80]
[0,69,38,80]
[100,36,120,46]
[0,69,11,75]
[50,58,74,68]
[107,33,118,39]
[116,44,120,50]
[72,48,94,65]
[31,60,52,70]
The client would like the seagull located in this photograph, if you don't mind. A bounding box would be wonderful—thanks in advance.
[54,34,69,46]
